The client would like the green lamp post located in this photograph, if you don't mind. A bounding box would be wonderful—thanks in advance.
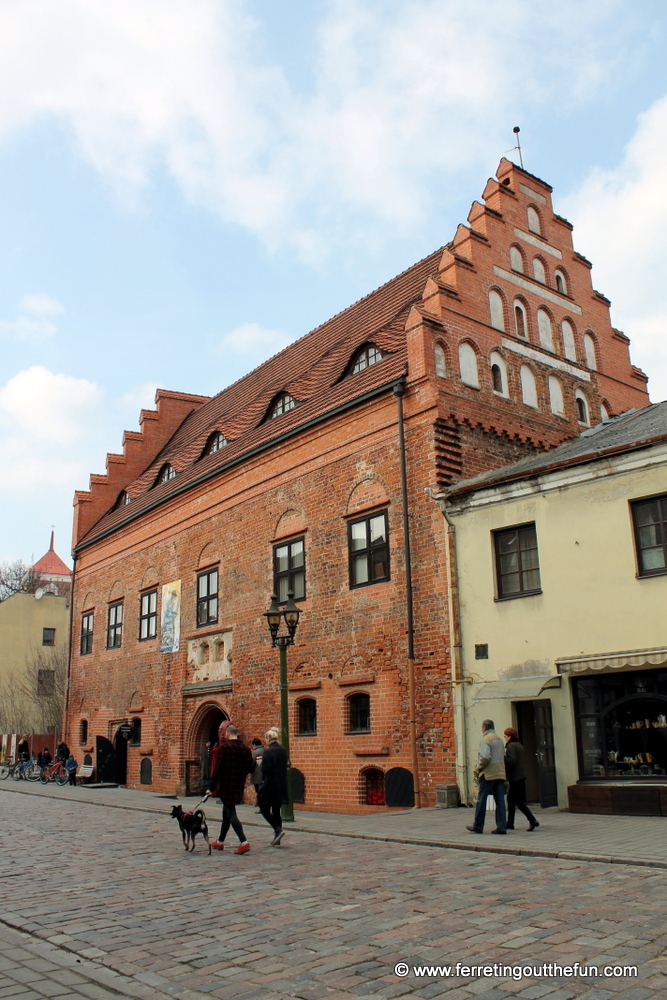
[264,590,301,823]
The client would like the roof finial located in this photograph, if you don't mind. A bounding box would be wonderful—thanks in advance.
[511,126,524,170]
[49,528,55,551]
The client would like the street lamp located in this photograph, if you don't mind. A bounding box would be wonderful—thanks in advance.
[263,590,301,822]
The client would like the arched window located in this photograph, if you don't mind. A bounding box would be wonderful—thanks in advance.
[575,390,590,426]
[555,269,567,295]
[139,758,152,785]
[488,290,505,332]
[583,333,598,370]
[351,343,384,374]
[561,320,577,361]
[297,698,317,735]
[489,351,508,396]
[509,246,524,273]
[347,693,371,732]
[533,258,546,284]
[458,343,479,387]
[434,343,447,378]
[156,464,177,486]
[363,768,385,806]
[527,206,541,235]
[203,431,227,456]
[269,392,296,419]
[548,376,564,416]
[114,491,131,510]
[514,301,528,339]
[79,719,88,745]
[537,308,554,351]
[130,718,142,745]
[520,365,538,408]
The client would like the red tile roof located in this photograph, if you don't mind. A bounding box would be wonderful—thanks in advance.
[34,532,72,576]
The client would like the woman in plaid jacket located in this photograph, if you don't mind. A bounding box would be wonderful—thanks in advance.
[207,725,255,854]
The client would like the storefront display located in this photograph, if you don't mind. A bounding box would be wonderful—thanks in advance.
[573,669,667,780]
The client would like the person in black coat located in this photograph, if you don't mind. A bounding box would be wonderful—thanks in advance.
[258,728,288,846]
[504,728,539,831]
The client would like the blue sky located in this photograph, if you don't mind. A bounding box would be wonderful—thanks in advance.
[1,0,667,565]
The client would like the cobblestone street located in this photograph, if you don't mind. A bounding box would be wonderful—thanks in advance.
[1,789,666,999]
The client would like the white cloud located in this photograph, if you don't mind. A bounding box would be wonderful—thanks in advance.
[562,94,667,402]
[0,366,103,445]
[217,322,294,361]
[117,382,160,415]
[0,0,632,258]
[0,293,64,339]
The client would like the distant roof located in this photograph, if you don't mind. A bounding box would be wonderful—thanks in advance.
[33,532,71,577]
[443,401,667,499]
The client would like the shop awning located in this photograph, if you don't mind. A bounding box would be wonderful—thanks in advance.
[556,647,667,673]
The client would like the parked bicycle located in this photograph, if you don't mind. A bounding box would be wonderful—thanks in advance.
[7,757,42,781]
[39,759,68,785]
[0,759,13,780]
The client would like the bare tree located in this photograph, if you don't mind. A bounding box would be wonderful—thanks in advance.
[0,645,67,735]
[0,561,46,602]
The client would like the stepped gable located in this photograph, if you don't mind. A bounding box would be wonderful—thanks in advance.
[76,247,445,548]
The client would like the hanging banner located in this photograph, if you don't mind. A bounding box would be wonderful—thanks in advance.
[160,580,181,653]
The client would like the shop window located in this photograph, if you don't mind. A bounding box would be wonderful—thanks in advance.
[363,768,385,805]
[106,601,123,648]
[140,757,153,785]
[489,352,508,396]
[79,719,88,745]
[527,206,541,235]
[273,537,305,603]
[434,343,447,378]
[80,612,94,655]
[537,308,554,351]
[42,628,56,646]
[561,320,577,361]
[268,392,296,420]
[574,672,667,780]
[459,343,479,387]
[197,567,218,626]
[139,589,157,640]
[37,669,55,697]
[583,332,598,370]
[555,269,567,295]
[202,431,227,457]
[532,258,546,284]
[348,693,371,733]
[297,698,317,735]
[130,718,142,745]
[488,290,505,332]
[350,343,384,375]
[520,365,538,409]
[155,463,177,486]
[509,246,524,273]
[514,301,527,339]
[494,523,541,599]
[632,494,667,576]
[575,390,589,426]
[348,510,389,588]
[548,376,564,416]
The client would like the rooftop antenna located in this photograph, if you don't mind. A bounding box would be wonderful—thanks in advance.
[508,125,524,170]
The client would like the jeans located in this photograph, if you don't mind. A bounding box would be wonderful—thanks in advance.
[473,776,507,832]
[218,803,246,843]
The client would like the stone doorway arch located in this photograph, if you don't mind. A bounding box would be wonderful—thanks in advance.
[185,702,229,795]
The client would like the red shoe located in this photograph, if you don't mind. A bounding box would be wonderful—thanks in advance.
[234,842,250,855]
[211,841,224,851]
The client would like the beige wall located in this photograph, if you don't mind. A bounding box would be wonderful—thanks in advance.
[445,444,667,807]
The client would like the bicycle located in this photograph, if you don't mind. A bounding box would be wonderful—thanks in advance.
[11,757,42,781]
[0,759,13,780]
[39,760,68,785]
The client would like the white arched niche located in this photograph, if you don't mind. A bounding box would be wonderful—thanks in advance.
[490,352,508,396]
[561,320,577,362]
[537,308,554,351]
[520,365,538,408]
[548,376,564,416]
[459,343,479,387]
[488,290,505,332]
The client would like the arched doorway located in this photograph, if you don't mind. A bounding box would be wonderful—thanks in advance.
[185,703,229,795]
[114,728,128,785]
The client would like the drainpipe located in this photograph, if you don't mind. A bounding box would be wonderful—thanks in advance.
[440,504,470,807]
[63,552,76,746]
[393,380,421,808]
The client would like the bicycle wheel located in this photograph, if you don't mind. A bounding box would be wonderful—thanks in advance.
[55,765,68,786]
[0,762,10,779]
[26,761,42,782]
[11,763,24,780]
[39,767,50,784]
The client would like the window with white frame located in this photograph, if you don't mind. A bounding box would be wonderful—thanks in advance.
[489,352,508,396]
[575,390,590,426]
[555,269,567,295]
[514,301,528,339]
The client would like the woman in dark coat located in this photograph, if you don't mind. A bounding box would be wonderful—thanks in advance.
[207,725,255,854]
[258,728,288,846]
[504,728,539,831]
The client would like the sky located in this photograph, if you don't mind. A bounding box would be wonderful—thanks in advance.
[1,0,667,565]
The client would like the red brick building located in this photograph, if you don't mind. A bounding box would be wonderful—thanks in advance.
[65,159,649,811]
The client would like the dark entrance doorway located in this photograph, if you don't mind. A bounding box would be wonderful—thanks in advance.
[96,736,115,783]
[114,728,128,784]
[185,706,229,796]
[515,699,558,808]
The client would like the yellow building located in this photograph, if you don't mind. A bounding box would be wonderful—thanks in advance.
[440,401,667,817]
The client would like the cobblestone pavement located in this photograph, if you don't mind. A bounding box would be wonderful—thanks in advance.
[0,790,667,1000]
[1,790,666,999]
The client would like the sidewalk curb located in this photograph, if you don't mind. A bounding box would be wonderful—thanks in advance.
[3,782,666,871]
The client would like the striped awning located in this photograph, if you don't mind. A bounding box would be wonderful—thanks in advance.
[556,647,667,674]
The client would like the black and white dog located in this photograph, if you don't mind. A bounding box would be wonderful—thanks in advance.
[170,804,211,854]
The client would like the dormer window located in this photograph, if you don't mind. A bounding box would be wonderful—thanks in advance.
[114,491,131,510]
[203,431,227,456]
[269,393,296,419]
[156,464,177,485]
[351,344,383,374]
